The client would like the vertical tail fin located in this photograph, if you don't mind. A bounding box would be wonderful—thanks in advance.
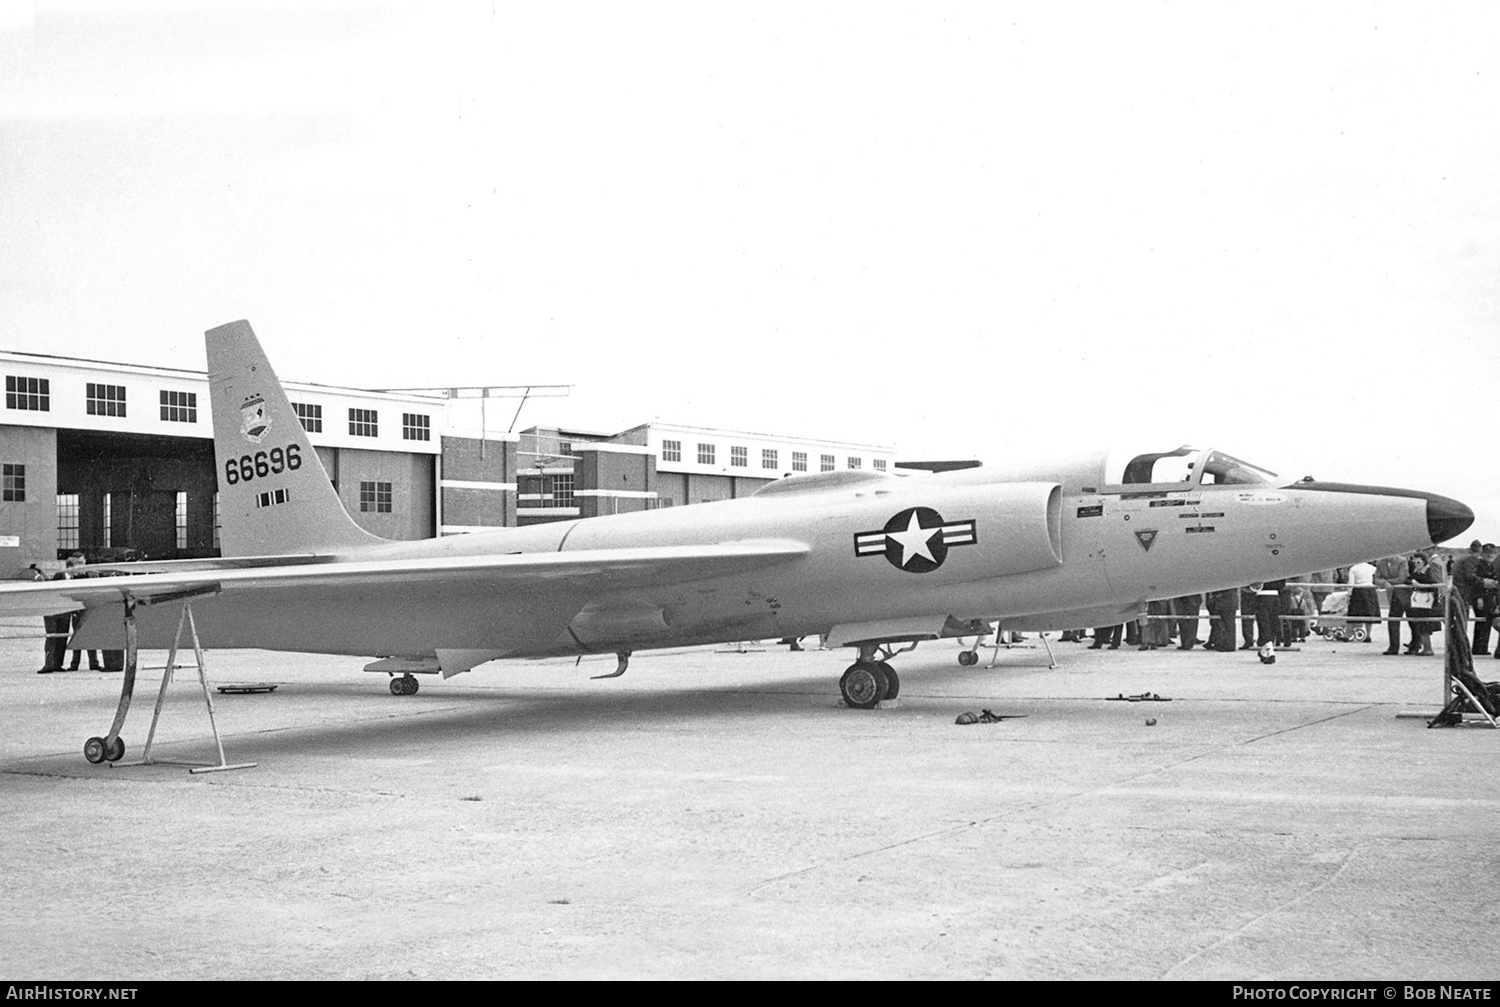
[206,320,383,556]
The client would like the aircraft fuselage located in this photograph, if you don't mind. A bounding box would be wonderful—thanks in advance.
[72,466,1458,664]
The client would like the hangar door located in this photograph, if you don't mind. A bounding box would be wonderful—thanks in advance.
[106,488,179,558]
[56,429,219,560]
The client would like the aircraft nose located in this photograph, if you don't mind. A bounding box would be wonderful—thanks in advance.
[1425,493,1475,545]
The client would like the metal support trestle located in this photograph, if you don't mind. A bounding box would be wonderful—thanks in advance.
[114,599,256,773]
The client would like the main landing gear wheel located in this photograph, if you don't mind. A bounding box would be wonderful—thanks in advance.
[83,736,124,764]
[839,661,891,709]
[958,650,979,667]
[390,674,420,696]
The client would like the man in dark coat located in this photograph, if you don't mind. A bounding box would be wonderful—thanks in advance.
[1374,554,1413,655]
[1089,624,1122,649]
[1205,588,1238,652]
[1453,540,1493,656]
[32,565,67,674]
[1171,594,1204,649]
[60,553,101,672]
[1239,585,1259,650]
[1256,579,1288,648]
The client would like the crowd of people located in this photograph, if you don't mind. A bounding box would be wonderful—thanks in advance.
[1057,541,1500,658]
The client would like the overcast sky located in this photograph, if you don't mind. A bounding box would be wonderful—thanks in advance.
[3,2,1498,541]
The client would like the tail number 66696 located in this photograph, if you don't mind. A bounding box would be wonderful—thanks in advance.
[224,444,302,486]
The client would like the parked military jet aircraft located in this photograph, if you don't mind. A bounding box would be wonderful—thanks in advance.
[0,321,1474,763]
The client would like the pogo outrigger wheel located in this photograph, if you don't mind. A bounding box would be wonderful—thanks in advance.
[85,586,256,773]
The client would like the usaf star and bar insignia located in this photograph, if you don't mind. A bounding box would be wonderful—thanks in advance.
[854,507,978,574]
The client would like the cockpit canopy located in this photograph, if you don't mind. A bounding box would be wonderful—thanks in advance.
[1103,446,1278,490]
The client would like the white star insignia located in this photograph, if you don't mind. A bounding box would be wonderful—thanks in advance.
[886,510,940,567]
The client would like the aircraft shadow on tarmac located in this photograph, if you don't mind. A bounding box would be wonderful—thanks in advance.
[21,651,1060,767]
[1,668,869,767]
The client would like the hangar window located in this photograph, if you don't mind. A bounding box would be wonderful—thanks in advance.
[848,457,862,470]
[213,493,220,550]
[293,402,322,433]
[86,383,127,418]
[102,493,112,547]
[5,375,49,411]
[175,491,189,549]
[873,459,886,472]
[159,389,197,423]
[359,480,392,513]
[349,408,378,438]
[1,463,24,502]
[697,443,715,465]
[792,451,807,472]
[402,413,430,441]
[550,473,574,506]
[820,454,835,472]
[57,494,79,550]
[762,449,778,470]
[731,446,748,467]
[661,440,681,463]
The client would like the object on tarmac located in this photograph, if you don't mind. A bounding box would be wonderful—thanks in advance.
[1428,593,1500,729]
[1106,692,1171,702]
[955,709,1025,725]
[216,683,279,694]
[1312,589,1372,642]
[94,597,257,774]
[1145,717,1158,726]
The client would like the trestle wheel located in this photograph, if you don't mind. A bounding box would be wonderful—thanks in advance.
[83,736,124,764]
[83,736,107,764]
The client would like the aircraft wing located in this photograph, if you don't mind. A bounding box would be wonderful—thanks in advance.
[0,540,811,619]
[67,554,338,575]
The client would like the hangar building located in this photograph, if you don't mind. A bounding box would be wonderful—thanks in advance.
[0,349,893,578]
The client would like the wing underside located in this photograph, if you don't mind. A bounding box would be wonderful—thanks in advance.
[0,540,810,656]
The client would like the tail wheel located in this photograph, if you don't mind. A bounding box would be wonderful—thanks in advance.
[958,650,978,667]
